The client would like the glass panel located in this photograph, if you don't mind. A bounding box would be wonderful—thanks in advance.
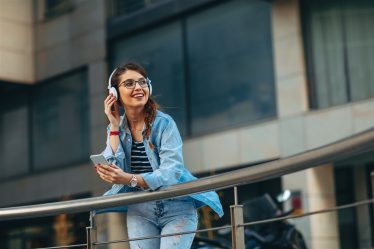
[111,0,169,17]
[186,0,276,134]
[344,0,374,101]
[304,0,374,109]
[32,70,89,170]
[334,166,359,249]
[308,2,348,108]
[113,0,145,16]
[0,92,29,179]
[0,194,90,248]
[44,0,73,19]
[111,21,187,135]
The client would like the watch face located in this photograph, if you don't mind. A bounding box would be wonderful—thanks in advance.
[130,180,137,187]
[130,175,137,187]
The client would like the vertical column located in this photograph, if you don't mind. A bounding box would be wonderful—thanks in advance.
[272,0,309,119]
[94,212,130,249]
[107,213,129,249]
[307,164,340,249]
[273,0,311,246]
[0,1,34,83]
[358,167,373,247]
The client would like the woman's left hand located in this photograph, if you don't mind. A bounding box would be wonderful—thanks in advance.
[96,163,130,184]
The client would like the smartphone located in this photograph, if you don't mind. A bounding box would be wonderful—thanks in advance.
[90,154,110,165]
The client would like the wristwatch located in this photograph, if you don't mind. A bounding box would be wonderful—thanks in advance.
[129,174,138,188]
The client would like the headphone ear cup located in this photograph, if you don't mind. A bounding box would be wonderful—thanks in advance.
[108,68,118,100]
[109,87,118,100]
[147,78,152,96]
[148,82,152,96]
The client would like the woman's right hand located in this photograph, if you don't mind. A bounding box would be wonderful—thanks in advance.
[104,94,120,129]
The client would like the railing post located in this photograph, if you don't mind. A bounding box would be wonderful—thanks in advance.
[87,211,97,249]
[230,186,245,249]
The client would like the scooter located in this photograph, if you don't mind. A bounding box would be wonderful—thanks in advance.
[243,192,307,249]
[191,235,232,249]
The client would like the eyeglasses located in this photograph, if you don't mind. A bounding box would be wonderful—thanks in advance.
[118,78,149,89]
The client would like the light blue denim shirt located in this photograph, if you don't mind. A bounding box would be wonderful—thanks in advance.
[101,110,224,218]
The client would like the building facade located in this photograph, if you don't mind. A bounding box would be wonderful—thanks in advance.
[0,0,373,248]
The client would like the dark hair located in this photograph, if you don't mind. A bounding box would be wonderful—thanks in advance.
[111,62,159,140]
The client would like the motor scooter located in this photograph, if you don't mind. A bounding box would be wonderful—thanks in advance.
[191,235,232,249]
[243,192,307,249]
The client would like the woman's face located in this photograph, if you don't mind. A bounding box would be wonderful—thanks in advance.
[117,70,150,109]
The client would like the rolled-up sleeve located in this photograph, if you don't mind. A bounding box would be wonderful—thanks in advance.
[101,124,125,169]
[141,119,184,190]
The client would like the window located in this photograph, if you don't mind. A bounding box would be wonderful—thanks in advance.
[111,22,188,135]
[109,0,169,18]
[0,88,30,179]
[303,0,374,109]
[44,0,74,20]
[334,166,359,249]
[187,0,276,134]
[109,0,276,136]
[32,70,89,170]
[0,194,90,248]
[0,70,89,178]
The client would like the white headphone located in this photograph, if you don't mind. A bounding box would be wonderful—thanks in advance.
[107,68,153,101]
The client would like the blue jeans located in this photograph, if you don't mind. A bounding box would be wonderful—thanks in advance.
[127,197,198,249]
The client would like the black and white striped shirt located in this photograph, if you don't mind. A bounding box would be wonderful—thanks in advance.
[130,140,153,174]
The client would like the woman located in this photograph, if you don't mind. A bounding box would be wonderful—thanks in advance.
[95,62,223,249]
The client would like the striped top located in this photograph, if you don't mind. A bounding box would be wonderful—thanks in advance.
[130,140,153,174]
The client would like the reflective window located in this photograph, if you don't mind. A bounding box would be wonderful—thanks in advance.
[32,70,89,170]
[303,0,374,109]
[0,91,29,179]
[187,0,276,134]
[0,194,89,248]
[109,0,168,18]
[111,22,187,135]
[110,0,276,136]
[44,0,74,20]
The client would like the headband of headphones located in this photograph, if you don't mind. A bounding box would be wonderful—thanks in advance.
[107,68,152,100]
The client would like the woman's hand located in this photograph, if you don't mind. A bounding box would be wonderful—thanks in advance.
[95,163,130,184]
[104,94,120,129]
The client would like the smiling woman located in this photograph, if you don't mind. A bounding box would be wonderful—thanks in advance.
[93,62,223,249]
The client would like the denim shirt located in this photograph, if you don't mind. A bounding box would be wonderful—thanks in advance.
[101,110,224,218]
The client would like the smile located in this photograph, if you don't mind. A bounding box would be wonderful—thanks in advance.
[132,93,144,98]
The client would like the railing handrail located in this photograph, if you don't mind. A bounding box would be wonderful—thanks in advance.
[0,127,373,221]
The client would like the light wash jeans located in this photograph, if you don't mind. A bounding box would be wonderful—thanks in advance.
[127,196,198,249]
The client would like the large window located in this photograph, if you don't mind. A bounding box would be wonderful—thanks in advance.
[303,0,374,109]
[187,0,276,134]
[0,69,89,179]
[32,70,89,170]
[0,194,89,248]
[109,0,276,136]
[111,22,187,135]
[0,87,30,179]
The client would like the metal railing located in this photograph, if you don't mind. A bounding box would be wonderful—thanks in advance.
[0,127,373,249]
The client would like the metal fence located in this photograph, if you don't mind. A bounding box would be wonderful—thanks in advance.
[0,127,373,249]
